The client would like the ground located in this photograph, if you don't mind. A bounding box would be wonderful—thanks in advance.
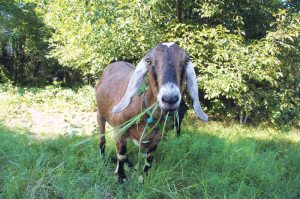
[0,84,299,198]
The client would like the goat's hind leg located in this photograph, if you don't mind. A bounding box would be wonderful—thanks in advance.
[97,111,106,156]
[176,99,188,137]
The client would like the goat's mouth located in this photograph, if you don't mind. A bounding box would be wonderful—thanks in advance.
[160,107,178,114]
[158,102,179,112]
[158,96,181,111]
[161,107,178,115]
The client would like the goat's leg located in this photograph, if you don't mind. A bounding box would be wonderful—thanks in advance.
[143,145,158,175]
[97,111,106,156]
[115,140,128,182]
[138,144,158,183]
[176,99,188,137]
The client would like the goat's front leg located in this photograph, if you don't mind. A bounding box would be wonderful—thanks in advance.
[143,145,158,175]
[115,140,128,182]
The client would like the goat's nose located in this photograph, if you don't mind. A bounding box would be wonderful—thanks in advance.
[162,94,179,105]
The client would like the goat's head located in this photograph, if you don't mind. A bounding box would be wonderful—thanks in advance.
[112,42,208,121]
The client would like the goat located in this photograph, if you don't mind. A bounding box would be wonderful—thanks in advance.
[96,42,208,182]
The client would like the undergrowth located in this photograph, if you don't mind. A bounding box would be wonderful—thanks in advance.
[0,83,96,113]
[0,83,97,137]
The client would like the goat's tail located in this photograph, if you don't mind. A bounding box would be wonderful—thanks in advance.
[97,110,106,156]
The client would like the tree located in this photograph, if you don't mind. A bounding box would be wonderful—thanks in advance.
[0,0,60,84]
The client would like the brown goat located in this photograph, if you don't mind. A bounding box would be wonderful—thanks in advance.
[96,42,208,181]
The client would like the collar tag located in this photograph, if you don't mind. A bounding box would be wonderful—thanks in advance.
[146,116,154,124]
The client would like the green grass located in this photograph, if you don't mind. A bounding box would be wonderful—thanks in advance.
[1,122,299,199]
[0,84,299,198]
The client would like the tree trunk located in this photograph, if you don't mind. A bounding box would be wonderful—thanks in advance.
[177,0,183,23]
[14,36,26,83]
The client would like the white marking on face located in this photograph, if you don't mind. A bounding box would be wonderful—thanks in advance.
[157,83,181,110]
[162,42,175,47]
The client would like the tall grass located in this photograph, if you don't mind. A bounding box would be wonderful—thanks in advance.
[0,84,299,198]
[1,121,299,198]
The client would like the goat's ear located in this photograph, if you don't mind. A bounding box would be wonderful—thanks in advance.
[186,61,208,122]
[112,59,147,114]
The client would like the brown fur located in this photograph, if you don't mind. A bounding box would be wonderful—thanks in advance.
[96,61,161,147]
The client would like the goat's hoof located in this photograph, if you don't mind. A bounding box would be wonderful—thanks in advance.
[99,153,105,159]
[125,159,133,168]
[118,176,127,183]
[115,171,127,183]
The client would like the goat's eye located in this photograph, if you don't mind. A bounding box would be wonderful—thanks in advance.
[185,58,190,65]
[145,58,151,65]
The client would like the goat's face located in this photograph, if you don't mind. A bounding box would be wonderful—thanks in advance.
[146,42,188,112]
[112,42,208,122]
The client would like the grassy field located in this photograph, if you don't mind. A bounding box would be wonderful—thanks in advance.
[0,84,300,198]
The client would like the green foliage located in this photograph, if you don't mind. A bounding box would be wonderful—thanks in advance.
[1,0,299,126]
[0,83,96,114]
[0,64,10,82]
[167,10,300,127]
[41,0,162,77]
[0,0,60,85]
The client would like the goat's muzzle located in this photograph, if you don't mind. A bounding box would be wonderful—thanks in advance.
[157,83,181,112]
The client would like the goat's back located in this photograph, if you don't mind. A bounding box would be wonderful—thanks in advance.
[96,61,143,126]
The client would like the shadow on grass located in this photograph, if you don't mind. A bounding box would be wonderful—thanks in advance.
[0,124,299,199]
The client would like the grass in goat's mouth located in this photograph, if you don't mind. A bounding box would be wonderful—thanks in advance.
[115,102,179,141]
